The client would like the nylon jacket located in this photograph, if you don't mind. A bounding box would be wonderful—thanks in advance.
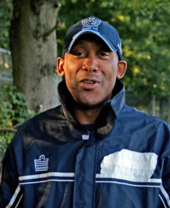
[1,79,170,208]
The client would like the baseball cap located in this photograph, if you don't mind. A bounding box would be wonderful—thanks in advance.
[62,16,122,60]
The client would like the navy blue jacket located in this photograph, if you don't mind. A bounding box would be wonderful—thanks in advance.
[1,80,170,208]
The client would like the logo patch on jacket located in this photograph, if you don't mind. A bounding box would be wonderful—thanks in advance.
[34,155,49,172]
[100,149,158,180]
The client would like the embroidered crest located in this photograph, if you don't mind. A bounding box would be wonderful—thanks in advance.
[34,155,49,172]
[81,17,101,31]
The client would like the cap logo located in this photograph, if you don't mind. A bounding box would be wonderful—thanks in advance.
[118,43,122,55]
[81,17,101,31]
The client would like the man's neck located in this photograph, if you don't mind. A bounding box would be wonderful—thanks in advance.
[72,102,104,124]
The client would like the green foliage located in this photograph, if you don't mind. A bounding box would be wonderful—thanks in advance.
[0,84,28,125]
[0,0,12,49]
[0,132,14,159]
[117,0,170,98]
[0,83,35,158]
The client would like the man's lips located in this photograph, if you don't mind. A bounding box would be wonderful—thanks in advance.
[79,77,100,83]
[79,78,100,89]
[82,79,99,84]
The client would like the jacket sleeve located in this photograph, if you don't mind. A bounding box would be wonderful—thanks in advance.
[0,144,23,208]
[160,155,170,208]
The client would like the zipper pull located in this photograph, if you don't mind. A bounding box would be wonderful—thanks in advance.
[82,134,89,140]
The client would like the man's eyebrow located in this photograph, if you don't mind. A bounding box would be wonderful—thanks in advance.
[73,41,85,47]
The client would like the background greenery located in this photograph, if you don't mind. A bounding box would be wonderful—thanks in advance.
[0,84,35,158]
[0,0,12,49]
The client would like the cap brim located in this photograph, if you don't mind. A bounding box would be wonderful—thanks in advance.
[67,29,117,53]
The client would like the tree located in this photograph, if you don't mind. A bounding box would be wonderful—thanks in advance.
[10,0,61,112]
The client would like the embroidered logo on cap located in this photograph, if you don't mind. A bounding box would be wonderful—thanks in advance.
[34,155,49,172]
[81,17,101,31]
[118,43,122,55]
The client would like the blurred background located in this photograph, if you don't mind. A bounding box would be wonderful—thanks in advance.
[0,0,170,158]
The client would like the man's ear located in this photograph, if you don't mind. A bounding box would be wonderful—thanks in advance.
[117,60,127,79]
[57,57,65,77]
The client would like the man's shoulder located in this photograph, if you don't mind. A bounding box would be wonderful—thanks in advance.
[11,105,65,143]
[23,105,62,126]
[122,103,170,128]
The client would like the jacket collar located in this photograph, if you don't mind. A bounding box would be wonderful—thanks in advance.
[58,79,124,114]
[109,79,125,116]
[57,79,125,138]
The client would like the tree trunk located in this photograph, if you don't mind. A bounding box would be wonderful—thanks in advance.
[10,0,61,112]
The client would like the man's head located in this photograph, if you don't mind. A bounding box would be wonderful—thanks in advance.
[57,16,127,109]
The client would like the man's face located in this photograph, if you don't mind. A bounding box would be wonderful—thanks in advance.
[57,35,126,108]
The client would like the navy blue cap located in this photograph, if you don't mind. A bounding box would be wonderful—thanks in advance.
[62,16,122,60]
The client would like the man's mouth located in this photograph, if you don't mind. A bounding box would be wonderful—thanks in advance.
[79,78,100,89]
[83,80,96,84]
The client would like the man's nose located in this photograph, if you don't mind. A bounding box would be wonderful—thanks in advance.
[82,54,99,72]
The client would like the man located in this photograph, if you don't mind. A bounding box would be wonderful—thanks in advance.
[0,16,170,208]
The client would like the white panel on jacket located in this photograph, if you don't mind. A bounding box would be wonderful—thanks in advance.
[100,149,158,180]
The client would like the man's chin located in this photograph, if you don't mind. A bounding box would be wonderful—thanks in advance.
[76,100,105,110]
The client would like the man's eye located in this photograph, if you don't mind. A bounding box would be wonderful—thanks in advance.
[71,51,86,57]
[75,52,83,56]
[99,52,109,56]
